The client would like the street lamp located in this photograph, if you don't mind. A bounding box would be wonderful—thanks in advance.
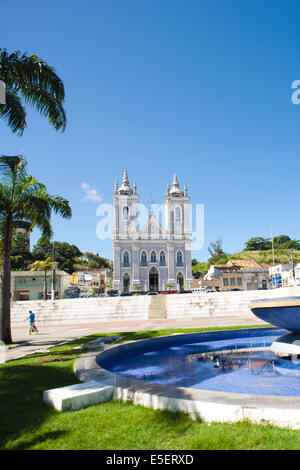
[51,262,58,300]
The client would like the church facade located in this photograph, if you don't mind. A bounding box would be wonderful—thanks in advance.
[113,171,193,293]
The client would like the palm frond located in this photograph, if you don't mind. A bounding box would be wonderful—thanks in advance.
[0,153,72,243]
[0,48,66,133]
[21,85,66,132]
[0,49,65,101]
[46,195,72,219]
[0,154,25,197]
[0,90,26,135]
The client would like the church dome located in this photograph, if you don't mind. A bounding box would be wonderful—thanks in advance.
[169,173,184,197]
[118,170,133,195]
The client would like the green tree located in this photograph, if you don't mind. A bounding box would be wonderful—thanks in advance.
[192,262,209,279]
[244,237,272,251]
[0,48,66,135]
[29,257,57,301]
[10,232,33,270]
[273,235,291,246]
[208,239,228,265]
[272,235,300,250]
[87,255,111,270]
[0,155,71,343]
[133,285,141,295]
[281,240,300,250]
[32,240,81,274]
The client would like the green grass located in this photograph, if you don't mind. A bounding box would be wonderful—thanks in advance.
[113,324,274,343]
[1,325,300,450]
[229,249,300,266]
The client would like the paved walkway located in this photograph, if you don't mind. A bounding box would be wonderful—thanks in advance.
[5,315,266,362]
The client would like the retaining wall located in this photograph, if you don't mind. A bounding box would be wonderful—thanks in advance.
[11,286,300,325]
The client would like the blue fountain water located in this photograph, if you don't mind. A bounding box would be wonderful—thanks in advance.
[98,328,300,397]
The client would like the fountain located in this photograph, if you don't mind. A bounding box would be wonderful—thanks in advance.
[88,325,300,429]
[97,327,300,397]
[64,294,300,428]
[249,297,300,357]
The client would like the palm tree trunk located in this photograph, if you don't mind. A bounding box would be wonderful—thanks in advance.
[0,218,13,344]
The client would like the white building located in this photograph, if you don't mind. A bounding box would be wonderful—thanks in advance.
[12,270,70,300]
[113,171,193,293]
[295,264,300,286]
[269,264,292,288]
[269,263,300,288]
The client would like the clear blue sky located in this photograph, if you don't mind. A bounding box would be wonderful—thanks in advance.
[2,0,300,261]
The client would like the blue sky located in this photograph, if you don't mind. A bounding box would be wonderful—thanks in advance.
[1,0,300,261]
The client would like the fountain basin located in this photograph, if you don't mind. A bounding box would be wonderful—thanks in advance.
[96,327,300,397]
[72,327,300,429]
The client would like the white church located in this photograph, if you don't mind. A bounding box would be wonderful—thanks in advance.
[113,170,193,293]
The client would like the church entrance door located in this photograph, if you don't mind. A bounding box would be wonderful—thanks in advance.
[177,272,184,292]
[149,267,159,292]
[123,273,130,293]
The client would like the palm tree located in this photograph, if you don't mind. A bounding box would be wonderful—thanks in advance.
[0,155,71,343]
[0,48,66,135]
[29,258,57,301]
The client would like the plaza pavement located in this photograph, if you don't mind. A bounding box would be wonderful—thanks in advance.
[5,314,266,362]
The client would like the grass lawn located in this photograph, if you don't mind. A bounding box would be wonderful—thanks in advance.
[1,325,300,450]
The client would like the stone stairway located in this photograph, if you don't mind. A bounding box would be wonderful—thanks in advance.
[11,295,152,325]
[11,286,300,326]
[165,287,300,320]
[148,295,166,319]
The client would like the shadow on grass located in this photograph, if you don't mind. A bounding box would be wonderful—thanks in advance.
[0,352,82,449]
[114,325,273,344]
[150,408,200,435]
[10,431,67,450]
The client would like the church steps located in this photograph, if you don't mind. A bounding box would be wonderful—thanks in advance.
[148,295,166,319]
[10,287,300,326]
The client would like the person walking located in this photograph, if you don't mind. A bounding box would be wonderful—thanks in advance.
[25,310,39,335]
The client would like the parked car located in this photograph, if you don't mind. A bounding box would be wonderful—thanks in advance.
[106,290,119,297]
[192,288,207,293]
[120,292,133,297]
[65,286,80,298]
[179,290,193,294]
[147,292,159,295]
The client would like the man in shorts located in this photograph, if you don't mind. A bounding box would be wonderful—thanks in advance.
[26,310,39,335]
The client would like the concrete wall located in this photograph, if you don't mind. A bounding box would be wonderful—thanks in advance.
[11,295,152,325]
[11,286,300,325]
[166,287,300,319]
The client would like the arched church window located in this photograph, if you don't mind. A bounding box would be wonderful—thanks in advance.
[150,251,157,263]
[175,207,181,221]
[141,251,147,265]
[123,251,130,266]
[160,251,166,265]
[176,251,183,266]
[123,206,129,220]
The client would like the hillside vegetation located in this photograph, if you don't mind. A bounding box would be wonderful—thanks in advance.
[228,249,300,266]
[192,235,299,277]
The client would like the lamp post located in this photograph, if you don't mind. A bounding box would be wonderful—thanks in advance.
[51,263,58,300]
